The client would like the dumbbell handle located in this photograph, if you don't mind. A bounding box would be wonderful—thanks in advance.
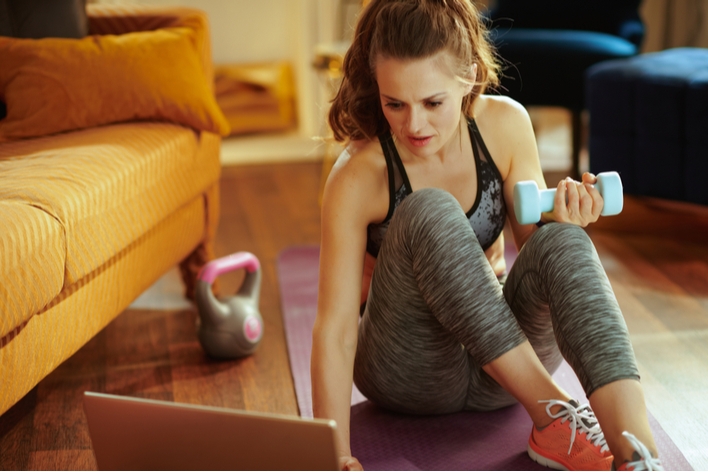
[534,189,557,215]
[198,252,260,285]
[514,171,623,225]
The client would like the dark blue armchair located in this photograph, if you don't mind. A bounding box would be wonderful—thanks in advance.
[486,0,645,177]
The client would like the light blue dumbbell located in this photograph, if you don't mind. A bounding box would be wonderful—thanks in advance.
[513,171,624,225]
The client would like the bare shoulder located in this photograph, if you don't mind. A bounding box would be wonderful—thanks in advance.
[474,94,532,129]
[323,138,389,225]
[471,95,536,178]
[328,139,385,189]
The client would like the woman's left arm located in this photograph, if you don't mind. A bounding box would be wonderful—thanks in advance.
[490,99,604,250]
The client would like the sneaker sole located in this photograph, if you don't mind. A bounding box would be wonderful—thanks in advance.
[527,443,569,471]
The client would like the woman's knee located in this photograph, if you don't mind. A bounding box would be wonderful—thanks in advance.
[531,222,590,247]
[524,223,597,267]
[388,188,477,252]
[394,188,462,223]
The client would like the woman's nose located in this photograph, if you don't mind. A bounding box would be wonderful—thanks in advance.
[405,108,425,134]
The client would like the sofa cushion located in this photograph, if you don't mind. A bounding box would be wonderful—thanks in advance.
[0,26,230,142]
[86,5,215,92]
[0,202,66,341]
[0,122,222,289]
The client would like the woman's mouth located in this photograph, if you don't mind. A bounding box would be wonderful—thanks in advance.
[408,136,432,147]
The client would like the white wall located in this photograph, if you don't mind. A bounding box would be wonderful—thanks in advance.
[100,0,298,64]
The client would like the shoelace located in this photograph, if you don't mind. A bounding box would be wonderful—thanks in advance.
[621,431,664,471]
[539,399,610,455]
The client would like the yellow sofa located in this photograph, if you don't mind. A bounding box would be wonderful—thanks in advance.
[0,5,225,416]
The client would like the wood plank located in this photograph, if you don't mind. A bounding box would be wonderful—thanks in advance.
[0,388,36,470]
[589,195,708,244]
[627,237,708,313]
[103,309,174,402]
[590,233,708,331]
[27,450,96,470]
[31,337,105,454]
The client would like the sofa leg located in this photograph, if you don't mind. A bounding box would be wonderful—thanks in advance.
[179,240,219,302]
[180,183,221,301]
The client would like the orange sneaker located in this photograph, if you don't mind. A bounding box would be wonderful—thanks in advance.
[528,399,613,471]
[615,432,663,471]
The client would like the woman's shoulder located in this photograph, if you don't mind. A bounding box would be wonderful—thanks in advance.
[323,139,388,224]
[473,94,531,127]
[471,95,536,178]
[330,138,386,181]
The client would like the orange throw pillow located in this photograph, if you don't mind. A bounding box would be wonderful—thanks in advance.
[0,27,231,141]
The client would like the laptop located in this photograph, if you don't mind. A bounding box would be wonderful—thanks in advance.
[83,391,339,471]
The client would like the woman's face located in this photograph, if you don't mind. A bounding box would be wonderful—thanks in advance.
[375,51,475,159]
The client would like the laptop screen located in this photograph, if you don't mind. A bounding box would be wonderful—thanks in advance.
[83,391,339,470]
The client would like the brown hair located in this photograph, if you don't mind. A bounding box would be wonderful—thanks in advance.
[328,0,500,142]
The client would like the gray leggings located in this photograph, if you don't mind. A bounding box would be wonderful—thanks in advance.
[353,188,639,414]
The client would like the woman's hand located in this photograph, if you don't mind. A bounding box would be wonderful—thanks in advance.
[339,456,364,471]
[543,172,603,227]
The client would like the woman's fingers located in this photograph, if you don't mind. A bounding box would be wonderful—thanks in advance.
[565,177,580,220]
[584,181,604,220]
[340,457,364,471]
[553,178,569,221]
[575,180,596,223]
[552,177,603,226]
[582,172,598,185]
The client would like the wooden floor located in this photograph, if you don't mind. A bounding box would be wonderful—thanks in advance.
[1,161,707,470]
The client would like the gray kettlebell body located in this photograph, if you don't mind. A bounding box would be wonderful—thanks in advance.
[195,252,263,359]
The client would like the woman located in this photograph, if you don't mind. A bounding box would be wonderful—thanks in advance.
[312,0,663,470]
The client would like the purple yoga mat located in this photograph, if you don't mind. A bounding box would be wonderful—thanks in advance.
[277,245,692,470]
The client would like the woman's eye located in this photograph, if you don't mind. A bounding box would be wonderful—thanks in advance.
[385,102,402,110]
[427,101,443,108]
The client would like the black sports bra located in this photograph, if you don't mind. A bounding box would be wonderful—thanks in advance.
[366,119,506,256]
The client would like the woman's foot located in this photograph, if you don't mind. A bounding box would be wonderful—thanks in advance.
[615,432,663,471]
[528,399,614,471]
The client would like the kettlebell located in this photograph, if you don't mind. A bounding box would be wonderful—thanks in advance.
[195,252,263,359]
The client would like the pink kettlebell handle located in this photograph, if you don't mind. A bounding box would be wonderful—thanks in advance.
[198,252,260,285]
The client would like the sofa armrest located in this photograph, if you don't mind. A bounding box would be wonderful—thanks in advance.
[86,4,214,89]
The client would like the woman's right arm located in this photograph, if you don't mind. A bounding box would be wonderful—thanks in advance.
[312,148,378,471]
